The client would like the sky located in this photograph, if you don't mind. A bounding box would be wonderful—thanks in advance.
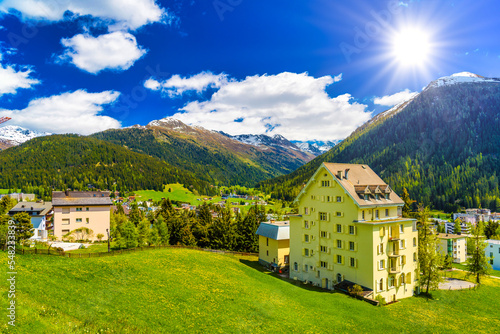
[0,0,500,141]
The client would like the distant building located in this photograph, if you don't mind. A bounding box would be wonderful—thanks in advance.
[437,233,467,263]
[444,219,471,235]
[256,220,290,270]
[486,239,500,271]
[52,191,112,241]
[8,201,53,240]
[1,193,36,202]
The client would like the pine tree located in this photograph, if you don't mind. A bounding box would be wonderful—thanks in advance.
[453,219,462,234]
[12,212,34,243]
[117,220,138,249]
[466,223,491,284]
[137,218,150,246]
[156,215,170,245]
[401,187,415,218]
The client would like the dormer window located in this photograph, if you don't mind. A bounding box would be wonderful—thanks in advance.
[375,194,380,200]
[385,193,390,200]
[364,194,369,201]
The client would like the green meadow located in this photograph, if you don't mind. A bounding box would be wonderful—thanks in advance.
[2,248,500,333]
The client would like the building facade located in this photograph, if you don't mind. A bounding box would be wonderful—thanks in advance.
[52,191,112,241]
[8,201,53,240]
[256,220,290,269]
[437,233,467,263]
[486,239,500,271]
[289,163,418,302]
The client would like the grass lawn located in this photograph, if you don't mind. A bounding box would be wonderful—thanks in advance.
[2,248,500,333]
[429,210,452,220]
[453,262,500,278]
[134,183,221,205]
[0,188,20,194]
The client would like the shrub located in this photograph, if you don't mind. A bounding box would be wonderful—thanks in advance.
[348,284,363,297]
[375,294,386,306]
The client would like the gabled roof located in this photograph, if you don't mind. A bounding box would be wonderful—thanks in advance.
[295,163,403,207]
[256,221,290,240]
[9,201,53,216]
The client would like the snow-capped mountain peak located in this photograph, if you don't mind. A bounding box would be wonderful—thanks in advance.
[426,72,499,89]
[0,125,50,146]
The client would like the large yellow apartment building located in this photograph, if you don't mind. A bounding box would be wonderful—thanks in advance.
[289,163,418,302]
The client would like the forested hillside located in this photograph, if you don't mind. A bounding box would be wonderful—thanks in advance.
[0,135,214,198]
[259,81,500,212]
[92,119,314,187]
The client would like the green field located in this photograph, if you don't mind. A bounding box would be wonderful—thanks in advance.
[0,189,20,195]
[453,262,500,278]
[1,248,500,333]
[134,183,220,205]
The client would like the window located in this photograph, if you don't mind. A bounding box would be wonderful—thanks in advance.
[349,225,355,235]
[336,196,342,202]
[337,240,342,249]
[400,224,404,233]
[320,231,328,238]
[336,211,342,217]
[76,207,82,212]
[401,273,406,284]
[350,257,356,267]
[320,261,327,268]
[362,211,365,220]
[62,219,70,225]
[319,212,328,221]
[320,245,328,253]
[389,276,395,288]
[62,229,70,235]
[379,278,384,291]
[337,273,342,283]
[321,180,330,187]
[413,237,417,247]
[304,248,309,256]
[375,194,380,200]
[375,210,379,219]
[304,264,308,272]
[86,207,89,211]
[364,194,369,201]
[349,241,355,251]
[304,207,309,215]
[379,243,384,254]
[385,193,390,200]
[385,209,389,217]
[413,252,417,262]
[266,238,269,246]
[336,255,342,264]
[336,224,342,233]
[86,218,89,224]
[379,260,385,270]
[294,262,298,271]
[284,255,289,264]
[62,208,70,214]
[400,239,405,249]
[327,196,331,202]
[76,218,82,223]
[266,250,269,256]
[304,221,309,229]
[304,234,310,242]
[311,195,315,200]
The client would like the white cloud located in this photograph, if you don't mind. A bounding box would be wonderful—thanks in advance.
[0,50,40,96]
[0,0,169,30]
[145,72,229,97]
[161,72,370,141]
[0,90,121,135]
[58,31,147,74]
[373,89,417,107]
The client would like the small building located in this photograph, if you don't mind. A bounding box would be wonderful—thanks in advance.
[437,233,467,263]
[8,201,53,240]
[52,191,112,241]
[256,220,290,270]
[486,239,500,271]
[2,193,36,202]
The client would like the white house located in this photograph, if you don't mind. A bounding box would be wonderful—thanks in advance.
[8,201,53,240]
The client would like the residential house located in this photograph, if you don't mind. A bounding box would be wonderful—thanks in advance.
[52,191,112,241]
[1,193,36,201]
[289,163,418,302]
[486,239,500,271]
[437,233,467,263]
[256,220,290,270]
[8,201,53,240]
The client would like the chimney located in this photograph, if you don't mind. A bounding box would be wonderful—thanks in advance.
[337,170,343,179]
[345,169,350,180]
[65,189,69,197]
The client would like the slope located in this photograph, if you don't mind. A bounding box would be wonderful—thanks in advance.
[259,73,500,211]
[2,248,499,333]
[92,118,315,187]
[0,134,213,196]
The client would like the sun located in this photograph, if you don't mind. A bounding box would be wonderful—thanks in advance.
[392,28,431,67]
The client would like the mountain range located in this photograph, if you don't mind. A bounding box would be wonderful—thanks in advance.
[259,72,500,212]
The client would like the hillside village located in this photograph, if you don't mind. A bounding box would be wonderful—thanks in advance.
[2,162,498,306]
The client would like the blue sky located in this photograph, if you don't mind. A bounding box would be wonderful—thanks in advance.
[0,0,499,141]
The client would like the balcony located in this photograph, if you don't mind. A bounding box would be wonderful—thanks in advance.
[389,267,401,274]
[388,250,401,257]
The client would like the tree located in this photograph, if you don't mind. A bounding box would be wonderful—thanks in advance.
[401,187,415,218]
[116,221,138,249]
[156,215,170,245]
[69,227,94,241]
[453,218,462,235]
[466,223,491,284]
[12,212,34,243]
[237,205,265,252]
[96,233,104,242]
[417,205,443,294]
[485,220,500,239]
[137,218,150,246]
[0,196,17,215]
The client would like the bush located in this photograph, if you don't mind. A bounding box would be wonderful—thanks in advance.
[348,284,363,297]
[375,294,386,306]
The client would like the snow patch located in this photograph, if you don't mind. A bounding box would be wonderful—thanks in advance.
[0,125,50,145]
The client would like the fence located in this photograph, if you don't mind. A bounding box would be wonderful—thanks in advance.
[15,244,258,258]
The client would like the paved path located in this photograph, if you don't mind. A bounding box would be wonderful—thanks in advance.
[439,277,476,290]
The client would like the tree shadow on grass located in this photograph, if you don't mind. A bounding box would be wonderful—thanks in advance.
[239,259,338,294]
